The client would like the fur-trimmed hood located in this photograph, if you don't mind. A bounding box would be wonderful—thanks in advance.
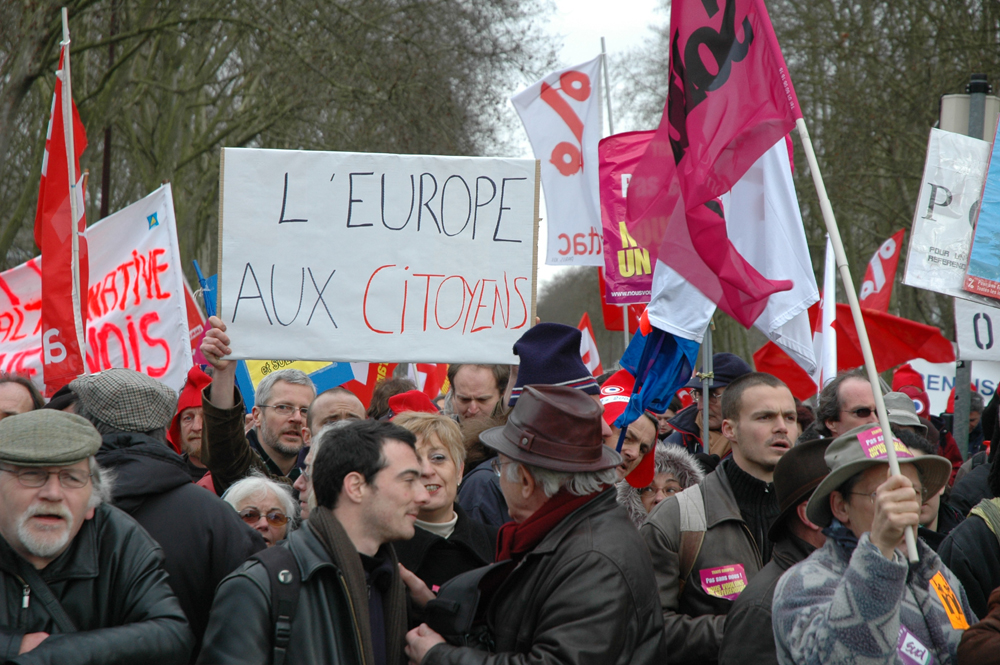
[616,443,705,528]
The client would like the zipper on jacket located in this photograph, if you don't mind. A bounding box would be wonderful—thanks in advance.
[338,571,368,665]
[14,575,29,609]
[739,522,763,569]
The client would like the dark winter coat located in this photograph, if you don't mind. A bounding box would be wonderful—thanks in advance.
[0,503,193,664]
[456,459,510,529]
[664,405,703,455]
[423,490,667,665]
[96,432,265,656]
[938,507,1000,620]
[198,517,405,665]
[950,460,993,516]
[393,504,497,592]
[718,535,816,665]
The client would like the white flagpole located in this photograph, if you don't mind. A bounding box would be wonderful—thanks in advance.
[821,235,837,388]
[796,117,917,562]
[60,7,89,374]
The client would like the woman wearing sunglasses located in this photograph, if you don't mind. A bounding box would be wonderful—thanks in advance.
[222,474,298,546]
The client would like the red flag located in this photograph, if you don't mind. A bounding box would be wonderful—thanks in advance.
[756,305,955,396]
[626,0,802,327]
[343,363,397,409]
[598,268,643,332]
[753,341,817,401]
[35,44,89,394]
[833,304,954,371]
[859,229,905,312]
[414,363,448,400]
[577,312,603,376]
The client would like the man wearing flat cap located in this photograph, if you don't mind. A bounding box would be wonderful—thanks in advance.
[719,437,831,665]
[773,424,974,664]
[72,368,264,658]
[0,410,193,663]
[405,384,666,665]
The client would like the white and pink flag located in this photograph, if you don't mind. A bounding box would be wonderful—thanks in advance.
[512,56,604,267]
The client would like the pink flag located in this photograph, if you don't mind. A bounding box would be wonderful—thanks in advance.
[859,229,905,312]
[625,0,802,327]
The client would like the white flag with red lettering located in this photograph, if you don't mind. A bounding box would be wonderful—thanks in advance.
[859,229,905,312]
[578,312,603,376]
[512,56,604,267]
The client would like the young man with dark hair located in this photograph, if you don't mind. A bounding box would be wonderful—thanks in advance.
[642,372,796,664]
[199,420,429,665]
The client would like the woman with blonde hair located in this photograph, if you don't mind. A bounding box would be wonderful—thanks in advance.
[392,411,497,592]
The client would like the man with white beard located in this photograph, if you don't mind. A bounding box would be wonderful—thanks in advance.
[0,410,192,664]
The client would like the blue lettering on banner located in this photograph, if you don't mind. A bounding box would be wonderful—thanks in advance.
[942,375,955,392]
[983,380,996,396]
[927,375,940,391]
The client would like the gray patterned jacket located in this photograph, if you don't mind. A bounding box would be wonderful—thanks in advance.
[772,533,975,665]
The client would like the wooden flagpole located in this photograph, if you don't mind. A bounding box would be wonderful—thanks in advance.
[796,117,918,562]
[60,7,89,373]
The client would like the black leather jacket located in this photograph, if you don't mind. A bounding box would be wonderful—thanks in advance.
[0,504,193,664]
[424,489,667,665]
[198,522,386,665]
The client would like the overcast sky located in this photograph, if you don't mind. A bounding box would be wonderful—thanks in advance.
[516,0,666,288]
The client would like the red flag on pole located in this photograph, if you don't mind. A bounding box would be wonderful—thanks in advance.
[577,312,603,376]
[35,43,89,394]
[858,229,905,312]
[625,0,802,327]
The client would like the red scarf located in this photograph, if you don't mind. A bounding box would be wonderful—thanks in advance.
[496,489,602,563]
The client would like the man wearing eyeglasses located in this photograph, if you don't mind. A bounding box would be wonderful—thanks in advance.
[664,353,752,457]
[0,409,194,663]
[773,424,971,665]
[200,315,317,495]
[816,369,879,437]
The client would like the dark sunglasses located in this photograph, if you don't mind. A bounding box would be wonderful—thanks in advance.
[238,508,289,527]
[843,407,875,419]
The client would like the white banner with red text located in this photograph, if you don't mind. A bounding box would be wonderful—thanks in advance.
[218,148,539,364]
[0,184,194,393]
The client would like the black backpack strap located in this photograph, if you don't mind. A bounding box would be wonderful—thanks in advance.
[250,546,300,665]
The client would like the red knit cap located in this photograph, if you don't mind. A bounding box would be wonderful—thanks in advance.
[167,366,212,454]
[600,369,657,488]
[945,384,977,415]
[388,390,439,419]
[892,363,925,392]
[898,385,930,419]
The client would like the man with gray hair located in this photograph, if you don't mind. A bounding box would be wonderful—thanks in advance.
[405,385,666,665]
[0,410,193,663]
[200,316,317,494]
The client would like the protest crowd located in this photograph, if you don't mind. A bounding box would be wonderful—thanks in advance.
[9,0,1000,664]
[5,316,1000,665]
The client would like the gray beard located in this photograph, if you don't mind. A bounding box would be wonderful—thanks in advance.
[260,426,303,458]
[17,506,74,559]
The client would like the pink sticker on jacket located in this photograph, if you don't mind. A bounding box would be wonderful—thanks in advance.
[699,564,748,601]
[857,427,913,461]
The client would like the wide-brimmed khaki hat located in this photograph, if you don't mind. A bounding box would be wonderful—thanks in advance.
[806,423,951,528]
[481,384,620,473]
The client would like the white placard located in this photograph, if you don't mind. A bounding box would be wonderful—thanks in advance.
[955,298,1000,361]
[908,358,1000,415]
[219,148,539,363]
[903,128,994,305]
[0,185,193,393]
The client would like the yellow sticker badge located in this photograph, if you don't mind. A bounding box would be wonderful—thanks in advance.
[930,571,969,630]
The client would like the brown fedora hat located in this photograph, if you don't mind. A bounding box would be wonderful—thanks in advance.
[480,384,620,473]
[767,437,832,541]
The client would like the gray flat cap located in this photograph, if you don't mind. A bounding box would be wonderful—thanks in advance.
[0,410,101,466]
[71,369,177,434]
